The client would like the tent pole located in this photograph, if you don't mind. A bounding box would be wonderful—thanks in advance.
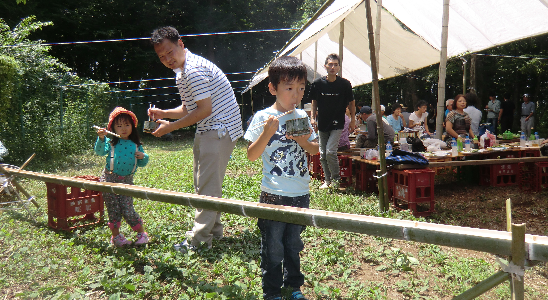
[314,41,318,81]
[365,0,389,212]
[435,0,450,139]
[375,0,382,77]
[339,19,345,77]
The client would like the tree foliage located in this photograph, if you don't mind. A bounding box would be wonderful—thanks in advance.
[0,16,113,164]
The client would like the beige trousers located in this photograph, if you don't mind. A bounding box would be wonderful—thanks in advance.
[187,129,237,247]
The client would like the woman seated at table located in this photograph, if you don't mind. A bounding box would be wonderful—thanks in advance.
[409,100,431,138]
[445,94,475,143]
[338,107,351,151]
[387,103,406,132]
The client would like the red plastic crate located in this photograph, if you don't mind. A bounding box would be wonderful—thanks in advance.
[354,161,378,192]
[46,176,104,231]
[307,153,323,180]
[519,162,537,193]
[390,169,435,217]
[522,149,540,157]
[535,162,548,191]
[488,150,521,159]
[338,155,352,188]
[479,163,519,187]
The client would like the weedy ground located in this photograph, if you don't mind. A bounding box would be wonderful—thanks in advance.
[1,137,547,299]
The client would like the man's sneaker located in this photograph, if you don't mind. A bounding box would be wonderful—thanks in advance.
[134,232,149,245]
[111,234,132,247]
[330,180,340,190]
[174,238,197,254]
[286,291,308,300]
[319,181,331,189]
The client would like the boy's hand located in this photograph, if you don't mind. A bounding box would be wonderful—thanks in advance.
[96,127,107,141]
[287,127,312,144]
[262,116,279,138]
[135,151,145,159]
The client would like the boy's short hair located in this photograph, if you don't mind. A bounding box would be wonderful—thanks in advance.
[325,53,341,65]
[268,56,307,90]
[151,26,180,45]
[416,100,428,110]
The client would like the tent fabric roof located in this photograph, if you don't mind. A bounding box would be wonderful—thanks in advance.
[243,0,548,92]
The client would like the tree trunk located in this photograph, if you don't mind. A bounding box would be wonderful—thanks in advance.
[469,54,477,94]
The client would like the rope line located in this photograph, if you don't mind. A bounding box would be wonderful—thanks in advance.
[2,28,297,48]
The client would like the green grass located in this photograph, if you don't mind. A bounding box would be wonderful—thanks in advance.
[1,137,546,299]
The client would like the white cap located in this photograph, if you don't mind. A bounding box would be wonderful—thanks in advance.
[380,105,385,111]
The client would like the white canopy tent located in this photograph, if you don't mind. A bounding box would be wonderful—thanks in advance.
[243,0,548,92]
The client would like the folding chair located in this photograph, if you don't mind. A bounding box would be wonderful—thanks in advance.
[0,154,40,221]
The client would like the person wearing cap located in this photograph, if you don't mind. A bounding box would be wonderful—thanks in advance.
[355,106,395,148]
[485,92,501,135]
[308,53,356,189]
[498,93,515,133]
[148,26,243,253]
[521,93,535,139]
[95,107,150,247]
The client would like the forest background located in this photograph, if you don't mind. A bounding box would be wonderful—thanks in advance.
[2,0,548,163]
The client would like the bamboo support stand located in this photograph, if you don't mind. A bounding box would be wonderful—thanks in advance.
[2,167,546,299]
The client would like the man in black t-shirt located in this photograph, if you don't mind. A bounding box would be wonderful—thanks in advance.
[309,53,355,189]
[498,93,515,133]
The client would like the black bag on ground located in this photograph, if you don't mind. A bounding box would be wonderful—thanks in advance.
[407,137,426,152]
[386,149,429,166]
[541,144,548,156]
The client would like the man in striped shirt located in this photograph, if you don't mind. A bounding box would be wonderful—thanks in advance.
[149,26,243,253]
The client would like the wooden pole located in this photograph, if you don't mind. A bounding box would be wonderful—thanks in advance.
[339,19,344,78]
[506,198,512,232]
[462,57,467,95]
[435,0,450,140]
[375,0,382,76]
[365,0,389,212]
[511,223,526,300]
[314,41,318,81]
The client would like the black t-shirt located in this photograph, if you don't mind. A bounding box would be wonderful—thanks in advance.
[307,76,353,132]
[500,100,515,118]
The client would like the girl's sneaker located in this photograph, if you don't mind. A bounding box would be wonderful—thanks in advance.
[111,234,132,247]
[134,232,149,245]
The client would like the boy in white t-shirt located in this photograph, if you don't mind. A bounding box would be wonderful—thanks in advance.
[244,56,319,300]
[409,100,431,137]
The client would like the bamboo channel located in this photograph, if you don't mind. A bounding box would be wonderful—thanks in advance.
[3,166,548,263]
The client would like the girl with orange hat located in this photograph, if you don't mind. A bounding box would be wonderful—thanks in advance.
[95,107,150,247]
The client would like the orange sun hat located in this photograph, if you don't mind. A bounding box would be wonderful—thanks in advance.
[107,107,138,131]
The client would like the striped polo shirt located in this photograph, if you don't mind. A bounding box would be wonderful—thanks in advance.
[174,50,243,141]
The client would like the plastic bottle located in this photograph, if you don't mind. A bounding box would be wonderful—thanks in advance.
[520,131,526,148]
[465,135,471,151]
[400,138,409,151]
[451,138,458,157]
[473,137,478,149]
[534,132,540,146]
[386,141,393,157]
[457,137,463,152]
